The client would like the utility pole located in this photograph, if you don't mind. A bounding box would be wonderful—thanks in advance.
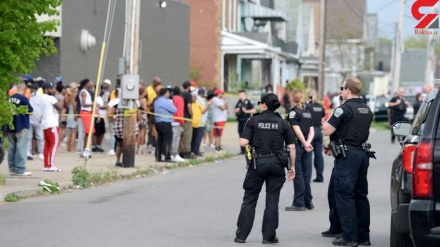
[425,6,435,87]
[122,0,140,167]
[317,0,326,99]
[392,0,405,93]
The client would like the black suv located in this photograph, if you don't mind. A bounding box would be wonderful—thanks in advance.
[391,89,440,247]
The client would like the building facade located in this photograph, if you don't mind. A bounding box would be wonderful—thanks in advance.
[33,0,190,86]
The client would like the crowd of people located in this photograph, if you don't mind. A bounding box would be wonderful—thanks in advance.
[5,75,231,174]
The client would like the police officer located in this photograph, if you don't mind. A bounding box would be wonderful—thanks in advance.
[307,90,326,182]
[234,93,296,244]
[285,89,314,211]
[388,88,408,143]
[323,77,373,246]
[234,90,256,154]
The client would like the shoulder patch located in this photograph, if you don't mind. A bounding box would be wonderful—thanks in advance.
[289,111,296,119]
[334,108,344,118]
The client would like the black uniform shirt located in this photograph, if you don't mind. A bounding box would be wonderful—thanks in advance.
[288,105,312,126]
[389,96,407,116]
[327,98,359,130]
[241,111,297,146]
[235,99,254,120]
[309,102,325,127]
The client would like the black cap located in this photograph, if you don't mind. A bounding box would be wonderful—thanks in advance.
[261,93,280,111]
[182,81,190,89]
[26,82,38,90]
[42,82,54,89]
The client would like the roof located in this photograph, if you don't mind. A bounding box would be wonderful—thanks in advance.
[234,32,271,45]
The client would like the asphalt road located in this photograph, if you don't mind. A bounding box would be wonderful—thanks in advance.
[0,130,399,247]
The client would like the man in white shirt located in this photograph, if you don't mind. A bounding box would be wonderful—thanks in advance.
[79,79,100,157]
[28,83,45,160]
[92,87,107,152]
[212,89,228,151]
[40,82,63,172]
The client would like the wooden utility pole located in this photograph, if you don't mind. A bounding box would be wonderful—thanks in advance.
[317,0,326,99]
[392,0,405,94]
[122,0,140,167]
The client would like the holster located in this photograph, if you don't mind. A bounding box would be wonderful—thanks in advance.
[329,142,338,157]
[329,141,347,158]
[362,143,377,159]
[274,149,290,169]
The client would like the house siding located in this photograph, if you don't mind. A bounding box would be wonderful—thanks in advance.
[34,0,189,87]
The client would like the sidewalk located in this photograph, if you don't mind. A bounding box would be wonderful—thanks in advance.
[0,122,241,202]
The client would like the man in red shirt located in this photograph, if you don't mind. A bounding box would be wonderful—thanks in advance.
[171,86,185,162]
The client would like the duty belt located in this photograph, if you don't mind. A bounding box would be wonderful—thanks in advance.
[257,152,275,158]
[344,145,363,151]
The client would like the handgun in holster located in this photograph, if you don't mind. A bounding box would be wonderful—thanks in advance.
[362,143,377,159]
[245,145,253,169]
[329,141,338,157]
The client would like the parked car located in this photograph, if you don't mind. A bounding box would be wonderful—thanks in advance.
[404,94,416,122]
[390,89,440,247]
[366,95,390,121]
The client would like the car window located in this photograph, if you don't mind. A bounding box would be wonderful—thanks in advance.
[411,100,432,135]
[376,97,388,107]
[405,95,416,105]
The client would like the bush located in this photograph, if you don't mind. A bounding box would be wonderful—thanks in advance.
[4,194,19,202]
[72,167,91,188]
[285,79,306,92]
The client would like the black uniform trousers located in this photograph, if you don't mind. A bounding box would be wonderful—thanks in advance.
[236,157,285,241]
[334,149,370,242]
[292,143,313,207]
[237,119,247,154]
[155,122,173,161]
[328,165,342,233]
[312,127,324,181]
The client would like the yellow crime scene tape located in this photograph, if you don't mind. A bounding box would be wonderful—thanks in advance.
[24,108,232,129]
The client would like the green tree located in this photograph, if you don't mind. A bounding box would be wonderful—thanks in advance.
[379,37,392,44]
[285,78,306,92]
[0,0,61,128]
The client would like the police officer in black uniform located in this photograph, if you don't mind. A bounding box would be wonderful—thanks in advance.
[234,93,296,244]
[308,90,326,182]
[235,90,255,154]
[323,78,373,247]
[285,89,315,211]
[388,88,408,143]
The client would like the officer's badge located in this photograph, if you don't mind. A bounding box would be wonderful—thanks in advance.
[244,100,248,104]
[289,111,296,119]
[334,108,344,118]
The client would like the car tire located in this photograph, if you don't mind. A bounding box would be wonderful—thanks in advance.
[390,217,414,247]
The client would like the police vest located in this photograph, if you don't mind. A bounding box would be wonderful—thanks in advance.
[309,102,325,127]
[286,105,313,137]
[251,113,285,153]
[236,99,252,121]
[330,101,373,146]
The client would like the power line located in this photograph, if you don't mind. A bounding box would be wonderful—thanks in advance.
[372,0,398,13]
